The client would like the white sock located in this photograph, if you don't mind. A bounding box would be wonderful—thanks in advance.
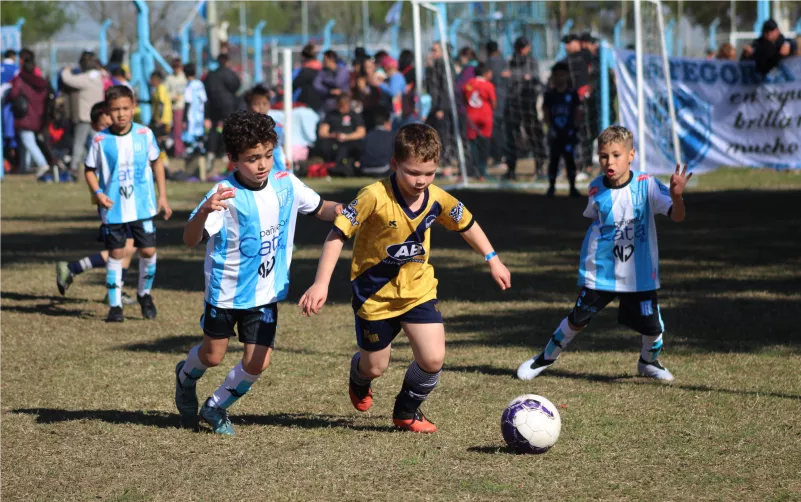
[209,363,260,409]
[106,257,123,307]
[179,345,208,387]
[542,317,581,361]
[138,254,157,296]
[641,334,664,363]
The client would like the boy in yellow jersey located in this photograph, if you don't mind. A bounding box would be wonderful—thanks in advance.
[300,124,512,433]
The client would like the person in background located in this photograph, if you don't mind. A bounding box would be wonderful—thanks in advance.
[463,62,496,181]
[165,58,187,159]
[486,41,509,169]
[380,57,406,114]
[293,44,322,112]
[314,50,351,115]
[424,42,456,172]
[359,106,394,177]
[61,51,105,177]
[747,19,796,76]
[2,49,19,170]
[543,62,581,198]
[181,63,208,180]
[203,54,241,181]
[109,67,132,89]
[506,36,547,180]
[149,71,173,168]
[244,84,287,172]
[562,34,593,176]
[314,93,366,176]
[10,52,51,179]
[716,43,738,61]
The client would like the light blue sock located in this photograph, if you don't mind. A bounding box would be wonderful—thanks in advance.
[138,254,157,296]
[209,363,260,409]
[106,257,123,307]
[641,334,664,363]
[542,318,580,361]
[179,345,208,387]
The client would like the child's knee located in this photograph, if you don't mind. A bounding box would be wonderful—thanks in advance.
[568,320,586,332]
[139,247,156,259]
[200,348,225,367]
[362,359,389,379]
[416,355,444,374]
[243,353,271,375]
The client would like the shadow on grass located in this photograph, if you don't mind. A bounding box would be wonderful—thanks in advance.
[11,408,397,432]
[1,291,95,318]
[467,445,518,455]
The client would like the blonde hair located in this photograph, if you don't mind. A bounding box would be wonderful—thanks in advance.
[597,125,634,149]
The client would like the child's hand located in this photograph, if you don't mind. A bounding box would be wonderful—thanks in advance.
[201,185,235,214]
[489,258,512,291]
[298,283,328,316]
[97,193,114,209]
[158,196,173,220]
[670,163,692,199]
[334,203,345,216]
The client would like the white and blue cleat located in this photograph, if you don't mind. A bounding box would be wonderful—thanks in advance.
[516,354,555,381]
[637,358,674,381]
[200,398,236,436]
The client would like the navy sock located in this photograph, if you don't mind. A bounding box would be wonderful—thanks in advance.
[68,253,106,275]
[121,268,129,286]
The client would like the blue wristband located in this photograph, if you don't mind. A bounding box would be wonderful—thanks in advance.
[94,189,103,195]
[484,251,497,262]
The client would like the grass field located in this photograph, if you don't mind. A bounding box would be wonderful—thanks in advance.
[2,168,800,501]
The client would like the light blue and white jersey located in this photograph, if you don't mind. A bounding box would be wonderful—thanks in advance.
[192,170,323,309]
[183,79,207,139]
[85,123,161,224]
[578,171,673,292]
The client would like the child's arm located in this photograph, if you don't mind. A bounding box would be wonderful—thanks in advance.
[150,156,172,220]
[85,170,113,209]
[459,222,512,290]
[314,200,345,222]
[184,185,235,247]
[299,231,346,316]
[669,163,691,222]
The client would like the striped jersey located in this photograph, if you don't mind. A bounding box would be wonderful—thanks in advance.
[579,171,674,292]
[84,122,161,224]
[191,170,322,309]
[333,175,474,321]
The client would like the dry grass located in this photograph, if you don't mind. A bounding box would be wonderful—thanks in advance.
[2,169,800,501]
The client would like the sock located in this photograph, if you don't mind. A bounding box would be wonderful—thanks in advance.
[178,345,208,387]
[208,363,260,409]
[68,253,106,275]
[641,334,664,363]
[121,268,129,286]
[349,352,372,388]
[393,361,441,417]
[138,254,157,296]
[541,317,581,362]
[106,257,123,307]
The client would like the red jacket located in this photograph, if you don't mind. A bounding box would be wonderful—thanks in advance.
[11,70,49,132]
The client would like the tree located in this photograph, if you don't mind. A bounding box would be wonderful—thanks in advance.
[75,1,182,51]
[0,1,76,44]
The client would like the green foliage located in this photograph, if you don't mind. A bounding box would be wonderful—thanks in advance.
[0,1,76,45]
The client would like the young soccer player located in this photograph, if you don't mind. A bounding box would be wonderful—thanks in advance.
[84,85,172,323]
[244,84,287,172]
[462,62,496,180]
[543,62,582,198]
[56,102,137,305]
[517,125,691,382]
[299,123,512,433]
[175,111,343,435]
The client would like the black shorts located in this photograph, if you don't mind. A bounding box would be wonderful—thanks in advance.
[97,222,133,243]
[355,299,443,352]
[567,287,664,336]
[103,218,156,250]
[201,302,278,348]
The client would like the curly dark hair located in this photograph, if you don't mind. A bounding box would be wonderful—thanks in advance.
[222,110,278,160]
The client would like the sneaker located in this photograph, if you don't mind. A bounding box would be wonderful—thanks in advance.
[637,358,674,381]
[516,354,555,381]
[546,186,555,198]
[138,293,157,320]
[200,398,235,435]
[105,306,124,323]
[348,380,373,412]
[569,187,581,198]
[175,361,199,429]
[55,261,74,296]
[392,409,437,433]
[121,291,137,305]
[37,173,54,183]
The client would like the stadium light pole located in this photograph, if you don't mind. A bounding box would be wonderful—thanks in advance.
[208,0,219,60]
[634,0,646,172]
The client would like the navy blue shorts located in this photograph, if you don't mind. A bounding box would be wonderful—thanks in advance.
[355,299,443,352]
[200,302,277,348]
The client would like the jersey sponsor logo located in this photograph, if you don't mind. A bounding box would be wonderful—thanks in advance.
[449,202,464,224]
[588,186,599,197]
[137,128,148,135]
[637,174,649,181]
[275,171,289,179]
[342,205,359,226]
[119,185,134,199]
[613,244,634,262]
[385,241,426,264]
[275,188,290,207]
[349,199,358,207]
[260,219,287,238]
[93,134,105,143]
[258,256,276,279]
[239,235,284,259]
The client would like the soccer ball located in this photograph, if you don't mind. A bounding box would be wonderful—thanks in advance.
[501,394,561,454]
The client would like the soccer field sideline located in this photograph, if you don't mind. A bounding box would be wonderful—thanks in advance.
[1,170,800,501]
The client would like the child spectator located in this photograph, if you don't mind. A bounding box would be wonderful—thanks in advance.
[359,107,394,177]
[463,62,496,180]
[543,62,581,197]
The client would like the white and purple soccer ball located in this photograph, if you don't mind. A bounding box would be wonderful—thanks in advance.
[501,394,561,454]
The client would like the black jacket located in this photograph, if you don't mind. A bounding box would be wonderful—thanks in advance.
[203,66,241,123]
[751,34,795,75]
[293,66,322,111]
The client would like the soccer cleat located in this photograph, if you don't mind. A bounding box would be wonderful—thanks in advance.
[138,293,157,320]
[637,358,674,381]
[393,409,437,433]
[56,261,74,296]
[200,398,235,435]
[516,354,555,381]
[348,379,373,412]
[105,306,124,323]
[175,361,199,429]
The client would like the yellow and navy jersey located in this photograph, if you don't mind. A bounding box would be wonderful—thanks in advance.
[333,174,474,321]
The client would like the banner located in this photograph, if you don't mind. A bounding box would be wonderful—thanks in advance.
[613,49,801,173]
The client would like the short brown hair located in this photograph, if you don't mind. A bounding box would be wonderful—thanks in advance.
[105,85,135,105]
[393,123,441,164]
[597,125,634,149]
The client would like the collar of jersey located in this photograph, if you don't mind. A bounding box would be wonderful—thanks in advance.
[233,170,269,191]
[108,124,133,137]
[603,171,633,190]
[390,173,429,220]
